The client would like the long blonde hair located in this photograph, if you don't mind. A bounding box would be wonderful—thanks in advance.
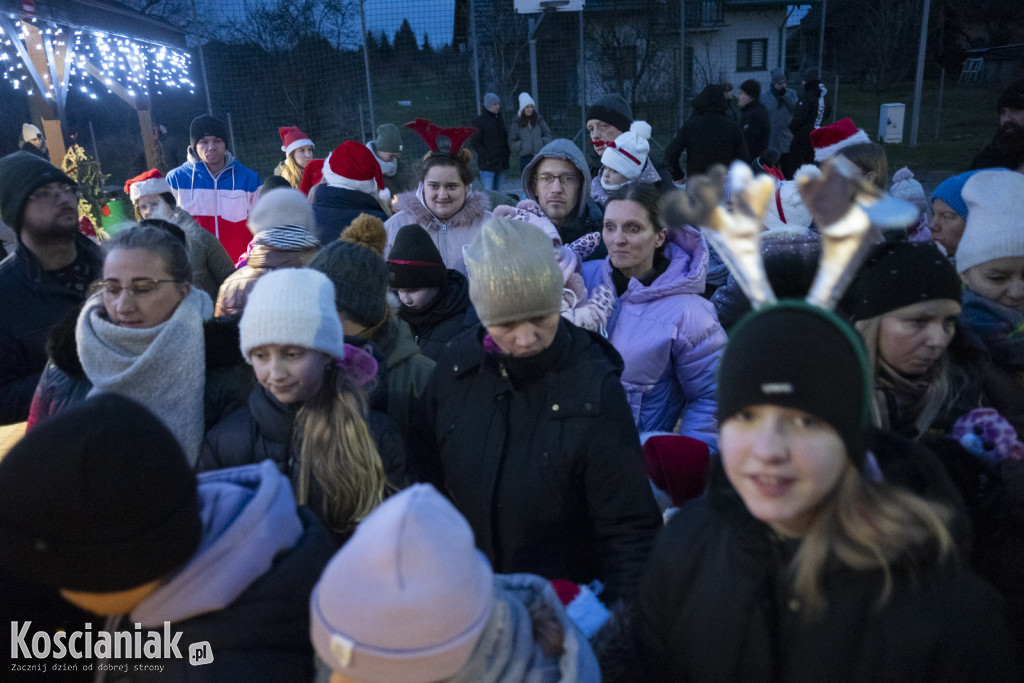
[790,464,954,616]
[294,364,386,534]
[855,316,962,436]
[279,153,304,189]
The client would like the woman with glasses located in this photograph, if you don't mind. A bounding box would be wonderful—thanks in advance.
[384,122,491,274]
[582,183,726,449]
[27,222,251,464]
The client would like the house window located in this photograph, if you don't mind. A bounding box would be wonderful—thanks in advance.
[737,39,768,72]
[603,45,637,82]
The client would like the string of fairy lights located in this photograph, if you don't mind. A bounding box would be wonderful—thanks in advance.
[0,12,194,100]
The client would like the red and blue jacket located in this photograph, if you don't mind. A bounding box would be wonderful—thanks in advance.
[167,151,262,262]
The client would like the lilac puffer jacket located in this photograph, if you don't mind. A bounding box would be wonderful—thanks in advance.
[583,226,725,450]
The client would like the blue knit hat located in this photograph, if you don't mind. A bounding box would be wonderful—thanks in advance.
[930,169,988,219]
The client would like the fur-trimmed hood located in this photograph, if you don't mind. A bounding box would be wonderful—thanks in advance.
[393,186,490,233]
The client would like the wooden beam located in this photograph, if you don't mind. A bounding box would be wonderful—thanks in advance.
[40,118,66,167]
[82,59,138,108]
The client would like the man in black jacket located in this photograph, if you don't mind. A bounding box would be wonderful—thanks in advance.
[470,93,511,191]
[738,79,771,161]
[0,152,101,424]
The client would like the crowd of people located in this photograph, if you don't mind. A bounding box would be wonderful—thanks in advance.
[1,73,1023,682]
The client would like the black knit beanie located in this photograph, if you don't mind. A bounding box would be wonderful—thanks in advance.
[189,114,229,149]
[0,151,74,232]
[0,394,201,592]
[717,301,873,465]
[839,241,961,322]
[388,224,447,290]
[585,94,633,133]
[310,239,388,328]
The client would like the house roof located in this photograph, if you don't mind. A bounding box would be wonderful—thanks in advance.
[725,0,819,7]
[0,0,186,48]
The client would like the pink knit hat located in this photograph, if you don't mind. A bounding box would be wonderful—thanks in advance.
[310,484,494,683]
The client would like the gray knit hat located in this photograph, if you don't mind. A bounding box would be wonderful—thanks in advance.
[770,68,787,85]
[309,216,389,328]
[465,217,563,327]
[585,93,633,133]
[375,124,403,154]
[483,92,500,109]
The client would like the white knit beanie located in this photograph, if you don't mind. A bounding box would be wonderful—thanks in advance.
[518,92,536,118]
[956,170,1024,274]
[601,121,652,180]
[246,187,316,236]
[22,123,42,142]
[310,484,494,683]
[239,268,345,360]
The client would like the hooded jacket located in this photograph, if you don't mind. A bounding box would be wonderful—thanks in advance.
[665,86,751,180]
[411,319,662,603]
[166,150,262,263]
[383,189,491,274]
[582,227,725,449]
[0,233,101,424]
[96,461,336,682]
[633,461,1018,682]
[523,139,606,255]
[311,185,389,244]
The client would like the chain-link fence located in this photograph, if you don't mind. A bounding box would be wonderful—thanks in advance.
[2,0,820,187]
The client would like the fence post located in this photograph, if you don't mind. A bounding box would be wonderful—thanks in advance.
[359,0,375,132]
[678,0,686,130]
[469,0,481,116]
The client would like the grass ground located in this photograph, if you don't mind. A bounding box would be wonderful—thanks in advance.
[828,78,997,193]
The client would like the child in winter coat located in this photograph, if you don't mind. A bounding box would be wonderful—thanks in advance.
[493,199,615,334]
[201,268,401,542]
[0,394,335,681]
[591,121,654,208]
[386,224,475,361]
[956,170,1024,439]
[310,484,600,682]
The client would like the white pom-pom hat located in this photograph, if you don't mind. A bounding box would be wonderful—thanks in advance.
[601,120,652,180]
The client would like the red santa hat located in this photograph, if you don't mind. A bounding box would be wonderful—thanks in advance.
[641,433,711,508]
[810,118,870,162]
[549,580,611,639]
[124,168,173,202]
[279,126,314,157]
[321,141,391,202]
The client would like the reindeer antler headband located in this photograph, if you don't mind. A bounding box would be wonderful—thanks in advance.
[661,158,919,311]
[404,118,477,158]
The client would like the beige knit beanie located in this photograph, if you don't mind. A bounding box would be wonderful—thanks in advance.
[957,170,1024,274]
[465,217,563,327]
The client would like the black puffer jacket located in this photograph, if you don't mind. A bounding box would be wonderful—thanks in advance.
[631,459,1017,682]
[664,85,751,180]
[788,79,832,168]
[411,319,662,603]
[199,385,408,537]
[399,269,476,362]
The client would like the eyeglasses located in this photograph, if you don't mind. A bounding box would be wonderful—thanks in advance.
[536,173,580,187]
[91,279,180,298]
[28,183,80,203]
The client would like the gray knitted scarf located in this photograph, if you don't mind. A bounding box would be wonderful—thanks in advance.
[77,287,212,465]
